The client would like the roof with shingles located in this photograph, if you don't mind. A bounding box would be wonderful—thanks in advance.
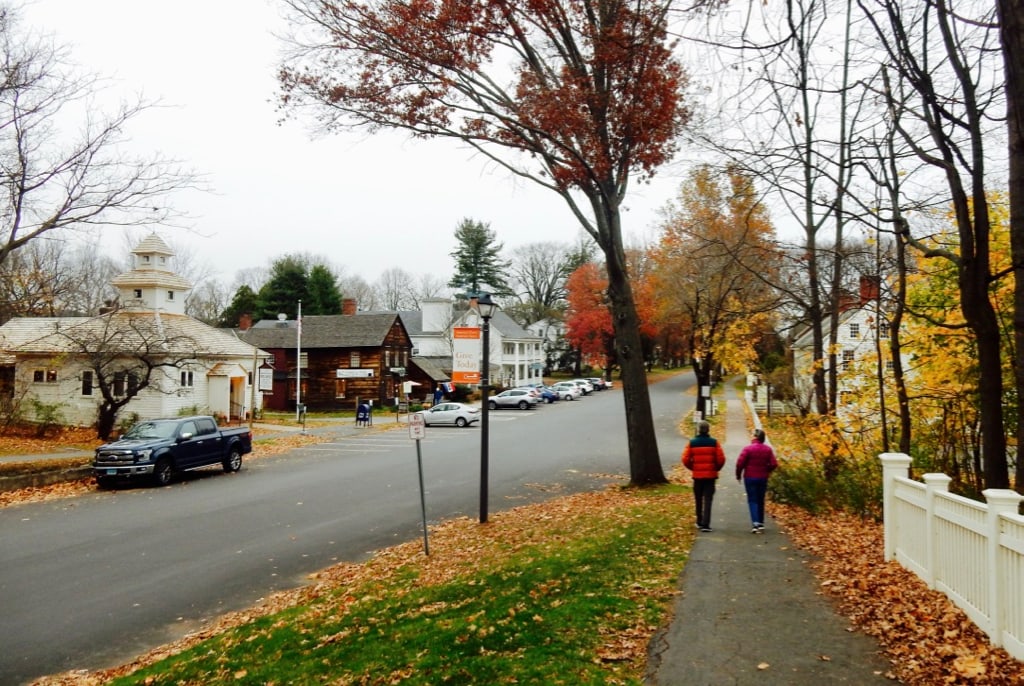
[241,313,408,349]
[411,356,450,381]
[0,313,262,358]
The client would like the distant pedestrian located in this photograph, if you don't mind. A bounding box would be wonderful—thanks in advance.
[682,420,726,532]
[736,428,778,533]
[433,385,443,406]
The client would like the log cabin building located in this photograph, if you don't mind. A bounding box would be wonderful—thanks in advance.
[238,307,413,412]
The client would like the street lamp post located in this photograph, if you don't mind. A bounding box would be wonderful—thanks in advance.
[476,293,498,524]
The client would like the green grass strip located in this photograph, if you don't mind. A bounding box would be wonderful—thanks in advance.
[109,484,693,685]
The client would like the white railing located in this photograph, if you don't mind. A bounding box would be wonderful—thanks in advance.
[880,454,1024,661]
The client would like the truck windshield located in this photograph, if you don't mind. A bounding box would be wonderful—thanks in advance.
[122,421,179,440]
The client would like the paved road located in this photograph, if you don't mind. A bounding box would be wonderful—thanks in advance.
[1,375,695,685]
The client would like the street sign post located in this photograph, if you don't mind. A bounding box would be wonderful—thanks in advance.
[409,412,425,440]
[408,412,429,555]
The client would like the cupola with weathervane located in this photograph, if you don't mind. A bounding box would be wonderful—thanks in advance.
[109,233,192,316]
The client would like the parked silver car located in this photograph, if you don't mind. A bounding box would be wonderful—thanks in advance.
[550,382,581,400]
[568,379,594,395]
[489,388,539,410]
[417,402,481,427]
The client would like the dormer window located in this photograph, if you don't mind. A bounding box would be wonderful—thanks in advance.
[167,291,174,301]
[159,256,167,266]
[142,255,151,263]
[133,289,143,299]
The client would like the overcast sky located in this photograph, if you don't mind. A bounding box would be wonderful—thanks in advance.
[21,0,686,288]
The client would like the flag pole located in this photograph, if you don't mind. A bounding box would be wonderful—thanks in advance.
[296,300,302,423]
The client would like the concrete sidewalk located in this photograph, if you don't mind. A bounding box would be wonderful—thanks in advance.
[646,381,892,684]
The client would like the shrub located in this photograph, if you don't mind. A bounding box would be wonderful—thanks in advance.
[770,454,882,519]
[30,399,66,437]
[117,412,141,434]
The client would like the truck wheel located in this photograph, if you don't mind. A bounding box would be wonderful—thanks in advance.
[153,458,173,486]
[223,448,242,473]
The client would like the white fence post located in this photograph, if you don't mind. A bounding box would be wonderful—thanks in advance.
[983,488,1024,649]
[879,453,912,561]
[922,473,952,589]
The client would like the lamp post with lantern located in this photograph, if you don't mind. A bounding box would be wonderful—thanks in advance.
[475,293,499,523]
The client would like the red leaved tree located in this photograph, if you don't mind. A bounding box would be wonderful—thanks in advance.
[278,0,702,485]
[565,263,614,370]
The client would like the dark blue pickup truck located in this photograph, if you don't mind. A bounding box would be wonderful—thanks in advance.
[93,416,253,487]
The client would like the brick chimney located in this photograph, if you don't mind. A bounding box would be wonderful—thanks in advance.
[342,298,357,315]
[859,275,880,305]
[239,312,252,331]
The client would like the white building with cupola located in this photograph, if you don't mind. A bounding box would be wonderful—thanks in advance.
[0,233,268,430]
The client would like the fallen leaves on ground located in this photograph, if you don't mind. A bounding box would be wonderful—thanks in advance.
[0,430,331,509]
[9,430,1024,685]
[773,504,1024,685]
[32,483,677,685]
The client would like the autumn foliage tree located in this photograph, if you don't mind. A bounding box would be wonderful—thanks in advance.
[651,166,778,416]
[278,0,701,485]
[565,264,614,370]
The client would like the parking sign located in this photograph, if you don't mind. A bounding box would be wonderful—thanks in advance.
[409,412,426,440]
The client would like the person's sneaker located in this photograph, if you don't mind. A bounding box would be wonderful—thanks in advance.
[700,527,713,532]
[755,523,765,530]
[751,526,760,533]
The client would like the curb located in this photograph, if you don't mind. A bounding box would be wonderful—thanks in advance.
[1,465,93,493]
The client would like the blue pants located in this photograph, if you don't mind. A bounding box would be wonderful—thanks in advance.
[743,477,768,525]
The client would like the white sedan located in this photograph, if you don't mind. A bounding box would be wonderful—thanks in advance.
[417,402,481,427]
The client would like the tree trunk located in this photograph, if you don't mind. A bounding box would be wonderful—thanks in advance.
[961,260,1010,489]
[892,227,912,454]
[999,0,1024,494]
[605,261,665,486]
[598,202,666,487]
[97,404,117,441]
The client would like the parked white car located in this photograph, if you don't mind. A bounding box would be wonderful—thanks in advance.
[417,402,481,427]
[550,382,581,400]
[569,379,594,395]
[489,389,540,410]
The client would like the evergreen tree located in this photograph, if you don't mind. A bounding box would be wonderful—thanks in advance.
[218,284,260,327]
[257,256,308,320]
[447,218,511,296]
[306,264,343,314]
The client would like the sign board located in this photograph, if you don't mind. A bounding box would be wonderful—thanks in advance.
[409,412,426,440]
[337,369,374,378]
[701,385,711,398]
[390,367,406,376]
[258,367,274,392]
[451,327,481,384]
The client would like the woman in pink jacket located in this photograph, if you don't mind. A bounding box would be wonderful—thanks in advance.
[735,428,778,533]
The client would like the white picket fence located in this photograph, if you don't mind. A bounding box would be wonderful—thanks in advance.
[880,454,1024,661]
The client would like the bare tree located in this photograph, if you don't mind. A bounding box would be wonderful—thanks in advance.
[49,310,202,439]
[861,0,1010,489]
[338,273,379,311]
[374,267,417,311]
[0,9,196,269]
[411,273,450,308]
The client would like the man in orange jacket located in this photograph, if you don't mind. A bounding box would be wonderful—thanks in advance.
[682,420,727,532]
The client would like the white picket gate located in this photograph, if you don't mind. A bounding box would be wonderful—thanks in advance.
[880,454,1024,661]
